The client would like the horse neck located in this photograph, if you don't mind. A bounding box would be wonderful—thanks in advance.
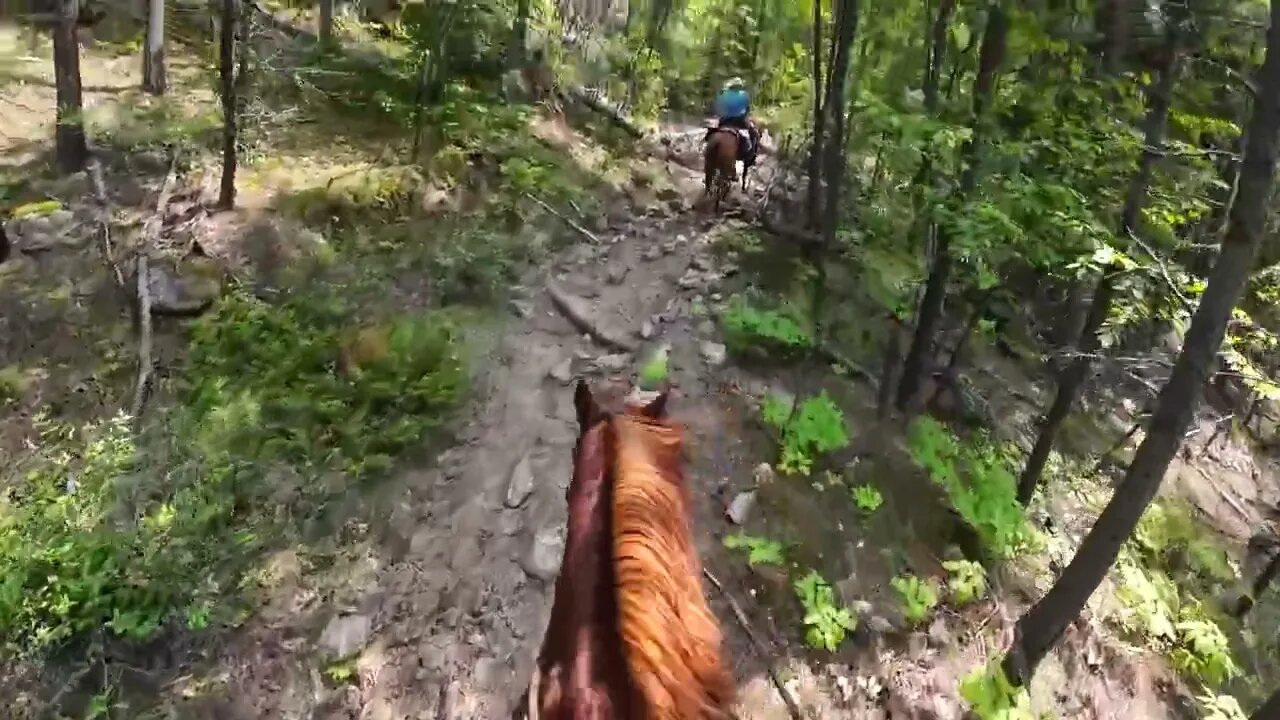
[539,419,632,719]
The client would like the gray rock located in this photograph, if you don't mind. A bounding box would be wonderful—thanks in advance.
[147,258,221,316]
[549,357,574,384]
[678,270,703,289]
[319,613,372,659]
[700,341,727,366]
[726,491,756,525]
[521,522,566,581]
[591,353,630,374]
[510,299,533,319]
[753,462,776,486]
[450,538,483,570]
[505,452,536,508]
[926,616,951,647]
[865,615,895,634]
[606,264,629,285]
[641,245,663,261]
[639,319,656,340]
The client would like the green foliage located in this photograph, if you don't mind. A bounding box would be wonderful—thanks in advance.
[1195,692,1248,720]
[723,532,786,567]
[638,345,670,390]
[761,392,849,476]
[187,290,464,478]
[9,200,63,219]
[906,417,1040,559]
[1172,608,1241,688]
[793,570,856,651]
[280,166,428,228]
[850,484,884,514]
[960,663,1039,720]
[720,296,812,356]
[943,559,988,607]
[890,573,940,626]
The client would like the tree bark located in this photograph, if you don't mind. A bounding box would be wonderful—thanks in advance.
[1004,0,1280,687]
[319,0,334,49]
[142,0,166,94]
[52,0,87,174]
[896,2,1007,410]
[217,0,239,209]
[805,0,825,228]
[1016,8,1184,506]
[513,0,530,66]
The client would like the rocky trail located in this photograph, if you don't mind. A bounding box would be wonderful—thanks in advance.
[189,155,815,720]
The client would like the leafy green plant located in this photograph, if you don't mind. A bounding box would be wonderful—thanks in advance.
[793,570,856,651]
[1172,609,1240,687]
[723,533,786,567]
[891,574,940,626]
[943,559,988,607]
[638,345,670,390]
[1195,692,1248,720]
[960,663,1038,720]
[761,392,849,476]
[10,199,63,219]
[850,484,884,514]
[721,297,811,356]
[906,417,1040,559]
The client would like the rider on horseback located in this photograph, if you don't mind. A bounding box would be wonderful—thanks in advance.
[711,77,760,169]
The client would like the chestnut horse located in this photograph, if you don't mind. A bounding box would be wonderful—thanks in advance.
[516,381,735,720]
[703,128,740,214]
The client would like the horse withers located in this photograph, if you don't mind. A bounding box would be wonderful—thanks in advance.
[516,380,736,720]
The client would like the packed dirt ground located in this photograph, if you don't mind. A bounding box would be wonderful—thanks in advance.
[3,17,1279,720]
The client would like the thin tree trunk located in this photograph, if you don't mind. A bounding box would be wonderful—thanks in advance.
[1004,0,1280,687]
[217,0,239,209]
[142,0,166,93]
[1233,549,1280,617]
[805,0,825,228]
[513,0,530,66]
[1016,12,1184,506]
[896,2,1007,410]
[52,0,87,174]
[319,0,334,49]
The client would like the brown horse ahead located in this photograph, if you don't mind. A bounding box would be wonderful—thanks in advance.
[704,128,739,214]
[516,381,736,720]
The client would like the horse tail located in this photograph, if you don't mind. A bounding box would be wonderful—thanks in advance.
[610,415,735,719]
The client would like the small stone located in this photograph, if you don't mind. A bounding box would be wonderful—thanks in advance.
[926,616,951,647]
[506,453,536,508]
[639,319,656,340]
[691,255,713,271]
[607,264,629,285]
[678,270,702,290]
[906,632,929,660]
[642,245,663,261]
[725,491,756,525]
[319,614,372,659]
[549,357,574,384]
[753,463,775,486]
[510,299,533,318]
[865,615,894,634]
[700,341,727,366]
[662,241,679,255]
[521,523,566,581]
[147,256,222,316]
[592,353,630,374]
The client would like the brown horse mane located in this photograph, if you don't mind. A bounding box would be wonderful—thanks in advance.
[611,409,736,718]
[523,381,734,719]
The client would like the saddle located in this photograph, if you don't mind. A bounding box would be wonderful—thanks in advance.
[706,125,758,164]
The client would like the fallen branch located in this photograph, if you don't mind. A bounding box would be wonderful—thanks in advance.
[524,192,602,244]
[546,282,634,352]
[702,568,804,720]
[131,153,180,423]
[816,343,878,388]
[85,158,125,289]
[1190,463,1252,522]
[565,85,645,138]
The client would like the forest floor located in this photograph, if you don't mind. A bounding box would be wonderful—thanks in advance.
[2,20,1278,720]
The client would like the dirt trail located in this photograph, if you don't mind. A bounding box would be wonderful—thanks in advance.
[193,151,811,720]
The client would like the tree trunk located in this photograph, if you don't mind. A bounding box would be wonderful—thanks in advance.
[1016,10,1184,505]
[52,0,87,174]
[805,0,825,228]
[319,0,334,49]
[142,0,166,94]
[513,0,530,66]
[1004,0,1280,688]
[217,0,239,209]
[1250,684,1280,720]
[896,2,1007,410]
